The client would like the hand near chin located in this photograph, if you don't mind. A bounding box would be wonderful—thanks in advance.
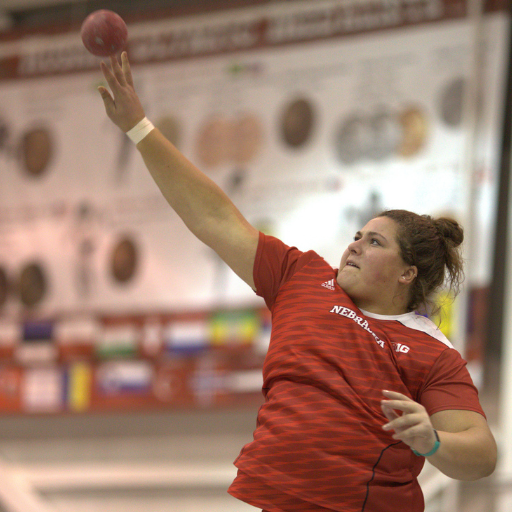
[380,390,437,455]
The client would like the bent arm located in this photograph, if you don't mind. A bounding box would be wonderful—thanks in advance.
[98,53,258,289]
[427,409,497,481]
[381,391,497,481]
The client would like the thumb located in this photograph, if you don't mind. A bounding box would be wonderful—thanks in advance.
[98,86,114,114]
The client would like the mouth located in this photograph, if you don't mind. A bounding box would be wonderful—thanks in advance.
[345,261,359,269]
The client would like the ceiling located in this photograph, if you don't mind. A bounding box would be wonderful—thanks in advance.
[0,0,93,32]
[0,0,83,20]
[0,0,238,33]
[2,0,80,8]
[2,0,76,8]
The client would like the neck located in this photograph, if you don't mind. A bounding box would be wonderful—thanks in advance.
[352,297,409,316]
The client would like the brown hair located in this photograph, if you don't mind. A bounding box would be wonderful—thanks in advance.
[377,209,465,315]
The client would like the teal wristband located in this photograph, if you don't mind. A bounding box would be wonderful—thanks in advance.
[412,430,440,457]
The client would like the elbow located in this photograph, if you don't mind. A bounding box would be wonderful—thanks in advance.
[481,437,499,479]
[467,461,496,481]
[464,427,499,481]
[460,445,498,481]
[480,449,498,479]
[461,463,496,481]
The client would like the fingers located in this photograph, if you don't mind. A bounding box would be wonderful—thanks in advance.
[100,60,115,86]
[381,391,418,415]
[382,390,412,401]
[97,85,114,115]
[388,422,431,444]
[98,56,131,121]
[97,52,145,132]
[99,56,128,93]
[110,54,127,86]
[380,390,435,450]
[381,408,398,422]
[381,401,400,422]
[381,391,421,430]
[121,52,135,87]
[383,412,423,432]
[97,85,112,100]
[381,400,418,415]
[383,410,431,446]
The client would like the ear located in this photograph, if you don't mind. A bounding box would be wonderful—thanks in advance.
[399,265,417,285]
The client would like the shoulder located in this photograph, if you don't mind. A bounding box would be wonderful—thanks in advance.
[364,310,453,350]
[254,233,334,306]
[395,313,453,349]
[257,233,331,276]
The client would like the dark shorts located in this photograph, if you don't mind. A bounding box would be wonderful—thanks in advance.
[228,469,337,512]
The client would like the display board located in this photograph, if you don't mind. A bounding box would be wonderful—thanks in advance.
[0,0,508,414]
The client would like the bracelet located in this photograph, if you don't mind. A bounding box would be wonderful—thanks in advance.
[412,429,440,457]
[126,117,155,144]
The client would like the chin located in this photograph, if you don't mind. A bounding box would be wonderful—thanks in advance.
[337,277,354,296]
[337,278,364,304]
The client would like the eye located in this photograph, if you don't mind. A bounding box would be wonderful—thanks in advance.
[371,238,381,246]
[353,235,361,242]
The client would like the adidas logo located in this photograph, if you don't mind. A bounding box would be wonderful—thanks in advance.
[321,279,336,291]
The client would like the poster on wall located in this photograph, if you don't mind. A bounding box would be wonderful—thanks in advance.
[0,0,508,413]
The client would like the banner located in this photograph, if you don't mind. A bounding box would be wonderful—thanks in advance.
[0,0,508,413]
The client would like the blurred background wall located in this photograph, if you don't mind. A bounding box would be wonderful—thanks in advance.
[0,0,510,510]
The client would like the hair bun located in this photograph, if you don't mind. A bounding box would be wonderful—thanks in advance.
[433,217,464,247]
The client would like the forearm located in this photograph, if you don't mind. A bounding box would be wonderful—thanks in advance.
[136,128,247,245]
[426,427,497,481]
[381,392,497,482]
[98,54,258,288]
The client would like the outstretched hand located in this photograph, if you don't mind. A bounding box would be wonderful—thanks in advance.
[98,52,146,133]
[381,390,438,456]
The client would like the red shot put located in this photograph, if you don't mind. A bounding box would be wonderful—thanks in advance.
[81,10,128,57]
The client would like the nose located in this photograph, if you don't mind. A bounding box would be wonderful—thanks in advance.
[347,238,362,254]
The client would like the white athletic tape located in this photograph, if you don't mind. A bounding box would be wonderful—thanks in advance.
[126,117,155,144]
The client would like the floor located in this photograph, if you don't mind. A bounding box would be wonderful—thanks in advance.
[0,358,506,512]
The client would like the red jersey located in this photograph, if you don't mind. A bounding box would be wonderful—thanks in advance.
[229,233,485,512]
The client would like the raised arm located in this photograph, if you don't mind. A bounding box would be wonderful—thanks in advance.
[98,52,259,289]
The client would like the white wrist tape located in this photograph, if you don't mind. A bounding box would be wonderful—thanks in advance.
[126,117,155,144]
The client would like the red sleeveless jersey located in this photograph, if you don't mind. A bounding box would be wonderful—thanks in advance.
[229,233,485,512]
